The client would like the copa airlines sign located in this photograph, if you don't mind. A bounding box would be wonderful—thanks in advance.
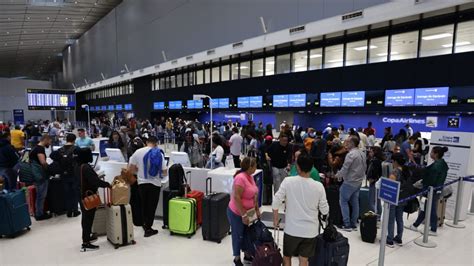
[382,117,426,125]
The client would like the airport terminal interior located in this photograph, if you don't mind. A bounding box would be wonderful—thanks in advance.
[0,0,474,265]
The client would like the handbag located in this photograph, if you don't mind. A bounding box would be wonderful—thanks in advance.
[81,164,102,210]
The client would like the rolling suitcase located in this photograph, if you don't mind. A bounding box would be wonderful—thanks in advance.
[0,189,32,238]
[46,177,66,216]
[106,204,135,249]
[92,205,107,236]
[202,177,230,243]
[437,197,447,227]
[26,185,36,216]
[359,186,370,219]
[187,190,204,226]
[162,187,182,229]
[169,197,197,238]
[309,220,350,266]
[360,211,377,243]
[325,184,343,227]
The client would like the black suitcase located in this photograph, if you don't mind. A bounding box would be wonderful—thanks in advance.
[129,181,143,226]
[325,184,343,227]
[202,177,230,243]
[360,211,377,243]
[46,177,66,215]
[262,183,273,205]
[161,187,182,229]
[309,225,350,266]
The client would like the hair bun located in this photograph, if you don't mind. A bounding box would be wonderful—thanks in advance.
[442,147,449,153]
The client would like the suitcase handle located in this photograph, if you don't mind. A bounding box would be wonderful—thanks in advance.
[206,177,212,195]
[273,219,281,246]
[105,187,111,207]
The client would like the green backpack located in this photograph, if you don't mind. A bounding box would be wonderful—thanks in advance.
[18,151,45,184]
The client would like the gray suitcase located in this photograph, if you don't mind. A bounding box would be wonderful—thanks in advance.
[92,205,107,236]
[106,204,135,249]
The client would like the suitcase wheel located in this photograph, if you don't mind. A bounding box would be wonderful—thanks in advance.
[228,231,231,235]
[187,235,191,239]
[170,232,174,236]
[217,240,221,244]
[203,236,207,240]
[162,225,167,229]
[114,244,120,249]
[131,240,136,245]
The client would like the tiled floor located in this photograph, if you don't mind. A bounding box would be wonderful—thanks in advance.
[0,207,473,266]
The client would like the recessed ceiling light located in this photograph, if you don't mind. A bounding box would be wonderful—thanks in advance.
[52,41,55,43]
[441,41,471,48]
[47,17,50,20]
[37,41,39,44]
[41,30,44,33]
[8,17,11,20]
[75,1,78,4]
[422,33,452,41]
[27,17,30,20]
[82,17,85,20]
[6,31,9,34]
[65,17,68,20]
[353,45,377,51]
[94,2,97,6]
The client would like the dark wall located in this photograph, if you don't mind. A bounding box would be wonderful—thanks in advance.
[76,52,474,121]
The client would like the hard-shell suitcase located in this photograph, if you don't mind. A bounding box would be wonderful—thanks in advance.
[187,190,204,226]
[0,189,32,237]
[169,197,197,238]
[26,185,36,216]
[325,184,343,227]
[162,187,182,229]
[106,204,135,249]
[437,197,447,227]
[360,211,377,243]
[309,229,350,266]
[46,177,66,215]
[92,205,107,236]
[202,177,230,243]
[359,186,370,219]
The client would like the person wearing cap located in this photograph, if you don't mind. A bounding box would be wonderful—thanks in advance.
[75,128,95,150]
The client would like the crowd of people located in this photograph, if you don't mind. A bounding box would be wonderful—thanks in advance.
[0,115,449,265]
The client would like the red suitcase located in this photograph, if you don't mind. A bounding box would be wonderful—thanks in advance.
[187,190,204,225]
[26,185,36,216]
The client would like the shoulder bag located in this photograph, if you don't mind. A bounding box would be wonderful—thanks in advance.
[81,164,102,210]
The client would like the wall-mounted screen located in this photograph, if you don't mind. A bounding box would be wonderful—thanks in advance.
[249,96,263,108]
[238,97,250,108]
[211,99,218,108]
[385,89,415,106]
[341,91,365,107]
[273,94,289,107]
[115,104,123,111]
[218,98,229,109]
[187,100,203,109]
[153,102,165,110]
[101,105,107,111]
[124,104,133,110]
[320,92,341,107]
[107,105,114,111]
[89,106,96,111]
[289,94,306,107]
[169,101,182,110]
[27,89,75,110]
[415,87,449,106]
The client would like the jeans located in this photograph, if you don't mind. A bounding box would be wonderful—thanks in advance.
[387,203,406,242]
[205,158,223,169]
[63,179,79,212]
[35,179,49,217]
[413,192,440,232]
[368,182,382,219]
[139,183,161,230]
[339,183,360,228]
[233,155,241,168]
[227,207,247,257]
[272,167,288,194]
[80,202,96,243]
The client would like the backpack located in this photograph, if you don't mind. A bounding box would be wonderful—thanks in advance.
[168,163,186,196]
[304,138,315,153]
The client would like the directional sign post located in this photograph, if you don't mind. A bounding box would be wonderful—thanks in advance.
[378,177,401,266]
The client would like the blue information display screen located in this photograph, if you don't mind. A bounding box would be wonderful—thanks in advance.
[101,106,107,111]
[341,91,365,107]
[385,89,415,106]
[89,106,95,111]
[219,98,229,109]
[124,104,132,110]
[169,101,182,110]
[211,99,219,108]
[289,94,306,107]
[187,100,203,109]
[108,105,114,111]
[153,102,165,110]
[27,89,75,110]
[249,96,262,108]
[115,104,123,111]
[415,87,449,106]
[238,97,250,108]
[273,95,289,107]
[320,92,341,107]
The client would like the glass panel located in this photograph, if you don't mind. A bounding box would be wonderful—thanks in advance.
[252,58,264,77]
[176,74,182,87]
[221,65,230,81]
[291,51,308,72]
[204,69,211,84]
[420,25,454,57]
[189,71,195,86]
[231,63,239,80]
[346,40,368,66]
[240,61,251,79]
[160,78,166,89]
[390,31,418,61]
[276,53,291,74]
[455,21,474,54]
[170,75,176,88]
[265,56,275,76]
[369,36,389,63]
[324,44,344,68]
[196,70,204,85]
[212,67,220,83]
[183,73,188,87]
[309,48,323,70]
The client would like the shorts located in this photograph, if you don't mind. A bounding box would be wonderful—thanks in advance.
[283,233,317,258]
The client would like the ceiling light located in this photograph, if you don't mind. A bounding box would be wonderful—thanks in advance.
[441,41,471,48]
[47,17,50,20]
[41,30,44,33]
[235,66,249,69]
[327,59,343,63]
[294,64,304,68]
[307,54,322,58]
[65,17,68,20]
[75,1,78,3]
[27,17,30,20]
[58,30,61,33]
[422,33,452,40]
[8,17,11,20]
[266,61,275,65]
[376,52,399,56]
[6,31,9,34]
[353,45,377,51]
[82,17,85,20]
[37,41,40,44]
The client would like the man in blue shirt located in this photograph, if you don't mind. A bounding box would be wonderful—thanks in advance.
[75,128,95,150]
[400,136,416,164]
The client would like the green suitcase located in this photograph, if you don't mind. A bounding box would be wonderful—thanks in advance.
[168,197,197,238]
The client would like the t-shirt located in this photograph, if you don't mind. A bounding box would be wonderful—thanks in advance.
[211,145,224,163]
[267,142,291,169]
[10,129,25,149]
[75,137,94,149]
[272,176,329,238]
[29,145,46,165]
[289,165,321,182]
[400,140,411,161]
[129,146,168,187]
[229,133,243,156]
[229,172,258,216]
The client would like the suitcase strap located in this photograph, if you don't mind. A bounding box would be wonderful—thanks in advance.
[120,205,128,244]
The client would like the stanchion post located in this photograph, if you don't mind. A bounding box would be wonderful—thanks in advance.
[378,201,390,266]
[468,184,474,216]
[415,186,437,248]
[446,177,466,228]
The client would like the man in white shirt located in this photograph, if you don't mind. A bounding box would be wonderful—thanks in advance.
[229,127,243,168]
[357,127,369,152]
[128,136,168,237]
[273,152,329,266]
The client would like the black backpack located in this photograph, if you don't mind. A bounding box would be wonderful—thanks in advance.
[57,146,77,177]
[168,163,186,195]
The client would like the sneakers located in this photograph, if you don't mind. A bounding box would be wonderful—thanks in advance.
[351,226,358,232]
[393,237,403,246]
[35,213,52,221]
[407,224,418,232]
[144,228,159,237]
[386,240,395,248]
[243,255,253,264]
[88,234,98,243]
[67,210,81,218]
[340,226,353,232]
[233,258,244,266]
[81,243,99,252]
[428,230,438,236]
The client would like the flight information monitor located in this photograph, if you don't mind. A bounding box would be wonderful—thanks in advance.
[101,106,107,111]
[320,92,341,107]
[385,89,415,106]
[218,98,229,109]
[107,105,114,111]
[187,100,203,109]
[415,87,449,106]
[288,94,306,107]
[153,102,165,110]
[169,101,182,110]
[115,104,123,111]
[249,96,263,108]
[341,91,365,107]
[124,104,133,110]
[238,97,250,108]
[27,89,76,110]
[273,94,289,107]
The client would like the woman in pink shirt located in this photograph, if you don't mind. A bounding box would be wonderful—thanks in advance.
[227,157,260,266]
